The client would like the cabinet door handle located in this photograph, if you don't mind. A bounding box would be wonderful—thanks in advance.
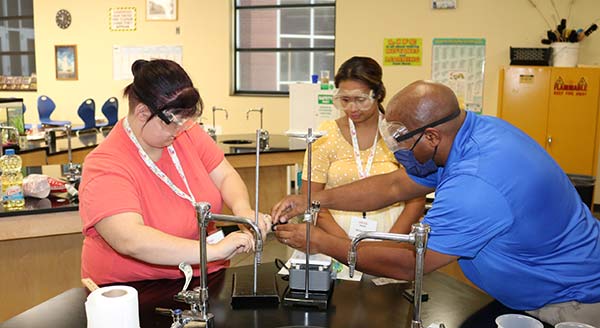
[547,136,552,145]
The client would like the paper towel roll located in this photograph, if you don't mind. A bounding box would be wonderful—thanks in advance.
[85,285,140,328]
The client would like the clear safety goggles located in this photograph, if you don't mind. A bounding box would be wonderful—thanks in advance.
[379,108,461,152]
[158,110,198,133]
[332,89,376,111]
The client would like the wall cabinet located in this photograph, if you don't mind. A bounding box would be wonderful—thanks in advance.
[498,66,600,177]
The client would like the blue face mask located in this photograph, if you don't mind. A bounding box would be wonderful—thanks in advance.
[394,146,439,177]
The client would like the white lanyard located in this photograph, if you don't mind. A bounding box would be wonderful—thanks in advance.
[348,116,379,179]
[124,118,196,207]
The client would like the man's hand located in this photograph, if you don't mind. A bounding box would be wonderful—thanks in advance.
[271,194,308,224]
[273,222,325,254]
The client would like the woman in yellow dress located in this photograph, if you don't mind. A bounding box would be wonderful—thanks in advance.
[301,56,425,238]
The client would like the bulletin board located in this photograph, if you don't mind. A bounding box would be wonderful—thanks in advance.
[431,38,485,113]
[112,45,183,80]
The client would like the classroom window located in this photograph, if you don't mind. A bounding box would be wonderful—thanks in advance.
[234,0,336,95]
[0,0,36,91]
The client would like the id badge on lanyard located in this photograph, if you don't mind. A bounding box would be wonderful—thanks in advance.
[347,117,380,238]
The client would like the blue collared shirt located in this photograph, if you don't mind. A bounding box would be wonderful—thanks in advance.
[414,111,600,310]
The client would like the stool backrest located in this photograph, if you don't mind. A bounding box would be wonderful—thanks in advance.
[101,97,119,126]
[37,95,56,120]
[77,98,96,129]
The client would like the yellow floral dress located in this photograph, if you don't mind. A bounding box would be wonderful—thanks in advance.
[302,120,405,235]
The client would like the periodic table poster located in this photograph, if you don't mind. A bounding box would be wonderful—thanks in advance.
[431,38,485,113]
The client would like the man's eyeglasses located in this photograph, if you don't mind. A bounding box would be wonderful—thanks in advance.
[379,108,461,152]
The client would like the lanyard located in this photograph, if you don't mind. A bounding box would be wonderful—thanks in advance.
[348,117,379,180]
[124,118,196,207]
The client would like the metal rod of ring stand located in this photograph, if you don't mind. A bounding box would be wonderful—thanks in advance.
[197,203,211,321]
[66,124,73,168]
[304,128,314,299]
[253,129,260,294]
[45,125,77,181]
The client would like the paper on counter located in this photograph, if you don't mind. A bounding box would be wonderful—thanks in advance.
[277,250,363,282]
[371,277,407,286]
[334,262,362,281]
[288,249,331,266]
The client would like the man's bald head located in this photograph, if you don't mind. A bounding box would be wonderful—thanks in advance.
[387,80,461,132]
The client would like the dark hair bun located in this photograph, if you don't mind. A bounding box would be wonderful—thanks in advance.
[131,59,149,76]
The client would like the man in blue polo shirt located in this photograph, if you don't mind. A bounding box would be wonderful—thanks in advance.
[271,80,600,326]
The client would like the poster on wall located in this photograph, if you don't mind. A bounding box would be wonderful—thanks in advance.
[109,7,137,31]
[383,38,422,66]
[431,38,485,113]
[146,0,177,21]
[55,45,78,80]
[112,45,183,80]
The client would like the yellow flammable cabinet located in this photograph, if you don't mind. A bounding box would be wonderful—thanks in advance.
[498,66,600,176]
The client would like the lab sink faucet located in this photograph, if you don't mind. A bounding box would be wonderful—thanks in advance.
[0,125,19,156]
[246,107,263,129]
[45,124,80,183]
[172,202,263,327]
[246,107,269,150]
[208,106,228,141]
[348,222,431,328]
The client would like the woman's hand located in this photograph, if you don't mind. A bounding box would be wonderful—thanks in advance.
[211,230,255,260]
[235,209,272,240]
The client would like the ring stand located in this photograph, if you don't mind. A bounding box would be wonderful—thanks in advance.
[230,129,279,308]
[282,128,334,310]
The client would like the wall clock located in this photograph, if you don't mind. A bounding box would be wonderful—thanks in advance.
[56,9,72,29]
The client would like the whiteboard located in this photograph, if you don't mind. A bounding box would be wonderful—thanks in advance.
[112,45,183,80]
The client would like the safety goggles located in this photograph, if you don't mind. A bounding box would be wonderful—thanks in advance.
[332,89,376,111]
[379,108,461,152]
[158,110,197,133]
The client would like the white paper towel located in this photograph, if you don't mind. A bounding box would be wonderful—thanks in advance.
[85,285,140,328]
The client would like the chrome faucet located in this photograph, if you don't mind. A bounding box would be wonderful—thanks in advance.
[45,124,80,183]
[246,108,263,129]
[0,125,19,156]
[348,223,431,328]
[173,202,263,327]
[247,108,269,150]
[209,107,228,141]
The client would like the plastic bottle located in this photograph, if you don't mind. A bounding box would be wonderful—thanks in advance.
[1,149,24,210]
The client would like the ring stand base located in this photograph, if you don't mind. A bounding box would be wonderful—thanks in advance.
[230,272,280,309]
[282,284,334,310]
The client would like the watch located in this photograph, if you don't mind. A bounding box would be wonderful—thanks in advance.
[56,9,71,29]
